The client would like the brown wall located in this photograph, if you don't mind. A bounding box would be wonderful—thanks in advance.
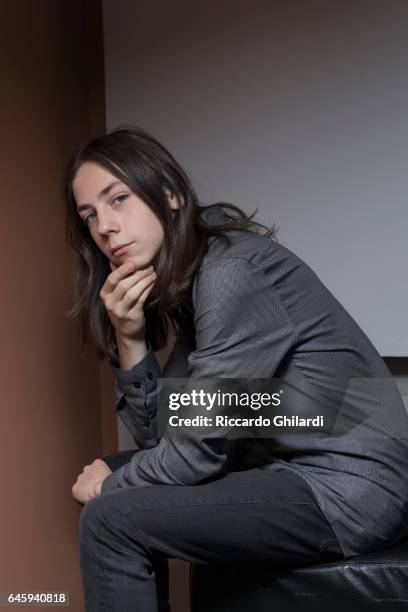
[0,1,109,609]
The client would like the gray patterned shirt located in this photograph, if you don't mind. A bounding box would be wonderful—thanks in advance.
[101,205,408,558]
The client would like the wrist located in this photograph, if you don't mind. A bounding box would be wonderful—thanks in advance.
[116,333,147,350]
[116,334,148,370]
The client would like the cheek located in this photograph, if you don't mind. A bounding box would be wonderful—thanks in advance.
[153,225,165,248]
[150,214,165,241]
[138,213,164,245]
[88,228,100,244]
[89,229,107,251]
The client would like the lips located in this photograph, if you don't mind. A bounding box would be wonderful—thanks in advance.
[111,242,133,256]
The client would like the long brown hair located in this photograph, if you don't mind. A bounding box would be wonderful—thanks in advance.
[64,125,277,362]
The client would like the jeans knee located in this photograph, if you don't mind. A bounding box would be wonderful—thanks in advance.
[79,494,112,543]
[79,498,154,565]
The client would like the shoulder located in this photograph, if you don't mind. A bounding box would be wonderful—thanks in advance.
[192,208,314,318]
[198,203,307,272]
[189,238,298,373]
[191,250,284,326]
[192,255,262,310]
[192,228,299,304]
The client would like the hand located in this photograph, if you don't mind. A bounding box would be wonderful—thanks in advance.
[99,261,157,341]
[72,459,113,505]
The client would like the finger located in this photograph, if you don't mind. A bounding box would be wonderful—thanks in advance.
[110,268,156,303]
[121,272,156,310]
[125,278,156,318]
[127,283,155,319]
[101,262,138,296]
[109,260,117,272]
[137,280,156,305]
[93,458,110,469]
[110,272,156,318]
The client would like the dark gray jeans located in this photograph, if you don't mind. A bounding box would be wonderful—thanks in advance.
[79,449,343,612]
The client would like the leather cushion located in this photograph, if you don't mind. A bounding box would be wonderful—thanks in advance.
[190,537,408,611]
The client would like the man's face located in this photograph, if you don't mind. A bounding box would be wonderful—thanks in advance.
[73,162,179,270]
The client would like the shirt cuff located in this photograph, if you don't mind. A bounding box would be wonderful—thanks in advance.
[109,342,161,385]
[101,471,118,493]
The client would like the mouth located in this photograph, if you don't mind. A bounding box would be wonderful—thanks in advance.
[111,242,133,257]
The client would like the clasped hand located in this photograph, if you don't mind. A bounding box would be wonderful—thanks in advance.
[72,459,112,504]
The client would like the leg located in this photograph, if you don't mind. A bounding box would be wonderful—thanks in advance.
[79,462,342,611]
[101,450,170,611]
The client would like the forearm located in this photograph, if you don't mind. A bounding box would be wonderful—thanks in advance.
[102,434,240,490]
[110,341,162,449]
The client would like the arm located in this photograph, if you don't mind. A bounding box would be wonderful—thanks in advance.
[101,258,296,492]
[110,342,162,450]
[108,332,195,451]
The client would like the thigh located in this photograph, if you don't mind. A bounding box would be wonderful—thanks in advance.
[82,462,343,569]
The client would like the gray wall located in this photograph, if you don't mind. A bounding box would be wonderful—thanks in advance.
[103,0,408,356]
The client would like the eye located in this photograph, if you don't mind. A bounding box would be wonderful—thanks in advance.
[114,194,128,204]
[84,212,96,225]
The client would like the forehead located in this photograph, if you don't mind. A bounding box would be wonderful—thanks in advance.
[73,162,122,204]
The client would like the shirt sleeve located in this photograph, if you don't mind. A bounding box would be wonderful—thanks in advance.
[101,257,296,492]
[109,343,162,450]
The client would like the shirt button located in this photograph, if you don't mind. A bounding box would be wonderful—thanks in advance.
[147,372,154,380]
[134,381,141,388]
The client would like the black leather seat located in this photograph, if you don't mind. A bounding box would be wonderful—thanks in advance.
[189,536,408,611]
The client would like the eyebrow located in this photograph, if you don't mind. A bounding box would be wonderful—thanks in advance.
[76,180,124,213]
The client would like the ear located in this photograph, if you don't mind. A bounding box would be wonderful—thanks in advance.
[164,188,182,210]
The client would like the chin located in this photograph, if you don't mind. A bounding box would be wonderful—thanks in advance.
[123,256,150,269]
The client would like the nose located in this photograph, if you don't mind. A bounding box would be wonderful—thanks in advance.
[96,209,120,236]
